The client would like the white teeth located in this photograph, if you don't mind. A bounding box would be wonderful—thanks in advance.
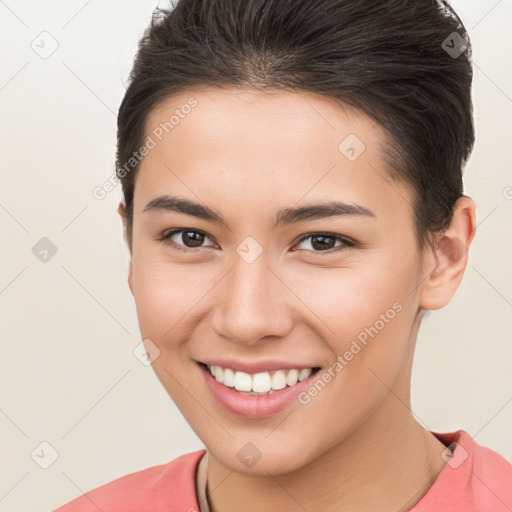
[234,371,252,392]
[206,364,315,394]
[214,366,224,382]
[286,369,299,386]
[271,370,287,390]
[223,368,235,387]
[252,372,272,393]
[298,368,312,381]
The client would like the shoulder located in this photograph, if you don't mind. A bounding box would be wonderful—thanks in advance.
[467,431,512,506]
[412,430,512,512]
[53,449,206,512]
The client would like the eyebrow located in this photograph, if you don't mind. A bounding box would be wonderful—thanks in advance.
[143,195,376,228]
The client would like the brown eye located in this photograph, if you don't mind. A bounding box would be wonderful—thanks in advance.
[294,233,354,253]
[162,229,215,250]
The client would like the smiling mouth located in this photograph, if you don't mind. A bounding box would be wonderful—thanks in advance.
[200,362,322,395]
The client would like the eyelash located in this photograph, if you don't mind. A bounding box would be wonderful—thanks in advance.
[158,229,355,255]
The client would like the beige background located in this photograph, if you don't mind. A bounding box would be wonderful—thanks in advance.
[0,1,511,510]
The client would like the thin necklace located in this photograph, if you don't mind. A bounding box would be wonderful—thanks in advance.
[194,442,453,512]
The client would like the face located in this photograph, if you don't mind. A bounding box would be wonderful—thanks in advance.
[121,87,432,475]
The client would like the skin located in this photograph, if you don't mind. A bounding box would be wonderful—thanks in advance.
[117,86,476,512]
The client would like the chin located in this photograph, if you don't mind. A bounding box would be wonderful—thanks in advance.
[208,435,323,476]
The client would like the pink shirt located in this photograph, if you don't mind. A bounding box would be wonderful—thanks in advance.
[53,429,512,511]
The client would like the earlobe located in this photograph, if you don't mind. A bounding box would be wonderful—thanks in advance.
[419,196,476,311]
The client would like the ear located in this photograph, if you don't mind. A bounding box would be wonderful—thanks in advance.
[419,196,476,311]
[117,201,134,295]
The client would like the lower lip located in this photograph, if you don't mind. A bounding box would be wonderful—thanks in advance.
[198,363,320,419]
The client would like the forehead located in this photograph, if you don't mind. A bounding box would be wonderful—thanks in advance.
[144,86,378,155]
[136,87,414,225]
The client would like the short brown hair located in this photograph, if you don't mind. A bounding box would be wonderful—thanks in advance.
[116,0,473,250]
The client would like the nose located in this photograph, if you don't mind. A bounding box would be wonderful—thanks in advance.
[211,253,294,346]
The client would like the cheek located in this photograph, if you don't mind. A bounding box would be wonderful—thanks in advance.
[283,254,419,399]
[283,251,418,340]
[130,252,215,341]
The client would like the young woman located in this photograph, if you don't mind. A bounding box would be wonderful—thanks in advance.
[55,0,512,510]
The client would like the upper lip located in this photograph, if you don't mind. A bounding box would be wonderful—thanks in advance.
[198,359,320,374]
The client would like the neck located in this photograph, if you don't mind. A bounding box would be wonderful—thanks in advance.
[206,411,447,512]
